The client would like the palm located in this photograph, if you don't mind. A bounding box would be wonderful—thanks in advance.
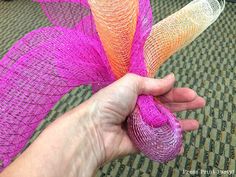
[90,74,205,163]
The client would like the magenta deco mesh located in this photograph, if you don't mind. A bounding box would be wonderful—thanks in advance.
[0,0,224,171]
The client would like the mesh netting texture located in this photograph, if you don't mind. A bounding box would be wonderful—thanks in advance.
[0,0,224,171]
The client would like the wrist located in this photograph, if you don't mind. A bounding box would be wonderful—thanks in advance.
[64,100,105,176]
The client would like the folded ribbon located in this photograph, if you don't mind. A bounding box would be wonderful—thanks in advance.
[0,0,224,171]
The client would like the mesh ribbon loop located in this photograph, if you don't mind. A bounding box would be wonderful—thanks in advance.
[0,0,224,171]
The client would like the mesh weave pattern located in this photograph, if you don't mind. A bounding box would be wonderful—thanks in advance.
[144,0,224,77]
[0,0,224,171]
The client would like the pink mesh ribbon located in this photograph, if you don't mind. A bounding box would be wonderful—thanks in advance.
[0,0,224,171]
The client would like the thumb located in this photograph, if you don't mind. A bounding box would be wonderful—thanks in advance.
[138,73,175,96]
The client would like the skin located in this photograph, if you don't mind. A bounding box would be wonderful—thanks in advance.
[0,73,205,177]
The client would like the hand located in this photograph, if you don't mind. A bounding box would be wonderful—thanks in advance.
[88,73,206,165]
[1,73,206,177]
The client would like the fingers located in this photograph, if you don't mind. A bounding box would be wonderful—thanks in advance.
[178,119,200,155]
[159,88,197,103]
[137,73,176,95]
[179,146,184,155]
[164,96,206,112]
[179,119,199,131]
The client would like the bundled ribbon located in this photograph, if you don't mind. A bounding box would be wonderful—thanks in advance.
[0,0,224,171]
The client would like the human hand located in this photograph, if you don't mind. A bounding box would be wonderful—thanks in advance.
[86,73,206,165]
[1,73,206,177]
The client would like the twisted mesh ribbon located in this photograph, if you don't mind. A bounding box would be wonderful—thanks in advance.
[0,0,224,171]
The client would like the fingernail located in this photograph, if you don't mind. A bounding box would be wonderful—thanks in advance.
[165,73,175,80]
